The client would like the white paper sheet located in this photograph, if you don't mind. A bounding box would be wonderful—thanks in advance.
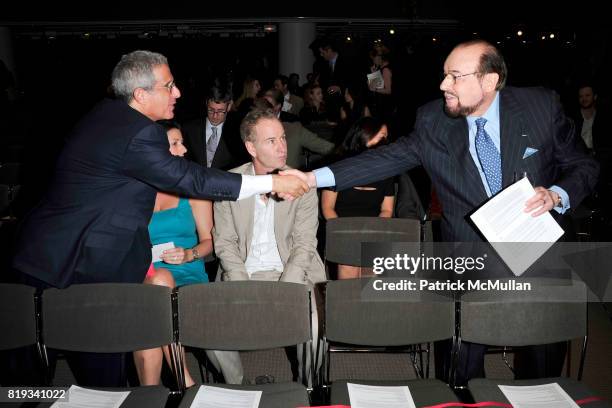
[367,70,384,89]
[469,177,564,276]
[347,383,416,408]
[189,385,261,408]
[151,242,175,263]
[499,382,580,408]
[51,385,130,408]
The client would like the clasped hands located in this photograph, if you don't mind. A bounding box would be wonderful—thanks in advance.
[271,170,317,201]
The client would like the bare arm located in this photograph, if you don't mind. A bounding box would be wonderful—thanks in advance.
[379,195,395,218]
[321,190,339,220]
[189,198,214,259]
[378,66,392,95]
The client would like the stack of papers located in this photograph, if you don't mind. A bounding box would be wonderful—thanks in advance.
[470,177,564,276]
[189,386,261,408]
[347,383,416,408]
[499,383,580,408]
[51,385,130,408]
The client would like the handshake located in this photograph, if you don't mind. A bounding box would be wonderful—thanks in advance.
[270,169,318,201]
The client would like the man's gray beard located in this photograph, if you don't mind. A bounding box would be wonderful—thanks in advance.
[444,98,483,118]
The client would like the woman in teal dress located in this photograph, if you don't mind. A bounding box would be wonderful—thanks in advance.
[134,121,213,388]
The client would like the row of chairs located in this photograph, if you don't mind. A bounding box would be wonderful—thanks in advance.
[0,277,600,407]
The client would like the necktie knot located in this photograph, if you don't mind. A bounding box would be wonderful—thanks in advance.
[475,117,487,131]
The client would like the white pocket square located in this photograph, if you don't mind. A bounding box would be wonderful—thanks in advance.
[523,147,538,159]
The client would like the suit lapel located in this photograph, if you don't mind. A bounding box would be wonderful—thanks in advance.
[440,116,488,201]
[196,118,208,166]
[236,163,255,254]
[499,90,528,188]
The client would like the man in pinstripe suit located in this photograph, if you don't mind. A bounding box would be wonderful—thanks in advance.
[284,40,599,384]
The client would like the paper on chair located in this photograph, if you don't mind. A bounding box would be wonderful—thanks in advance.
[151,242,175,263]
[347,383,416,408]
[189,385,261,408]
[499,383,580,408]
[469,177,564,276]
[51,385,130,408]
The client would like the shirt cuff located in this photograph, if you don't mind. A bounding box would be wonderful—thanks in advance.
[238,175,273,200]
[549,185,570,214]
[313,167,336,188]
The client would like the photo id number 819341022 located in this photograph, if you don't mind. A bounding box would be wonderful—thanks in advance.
[0,387,69,402]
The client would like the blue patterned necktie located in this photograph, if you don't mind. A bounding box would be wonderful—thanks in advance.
[475,118,502,195]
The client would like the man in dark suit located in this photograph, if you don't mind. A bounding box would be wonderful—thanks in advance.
[11,50,307,387]
[316,38,357,116]
[286,40,599,384]
[182,85,249,170]
[572,83,611,205]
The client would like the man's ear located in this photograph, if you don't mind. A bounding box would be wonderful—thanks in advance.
[132,87,149,105]
[483,73,499,92]
[245,140,257,158]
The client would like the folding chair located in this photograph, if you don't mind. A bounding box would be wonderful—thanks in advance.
[41,283,173,407]
[325,217,422,268]
[324,216,435,376]
[176,281,312,408]
[324,278,459,406]
[459,278,605,406]
[0,283,39,352]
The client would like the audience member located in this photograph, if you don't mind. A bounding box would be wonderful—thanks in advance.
[300,84,338,141]
[262,89,334,169]
[208,107,326,385]
[234,76,262,114]
[133,121,212,388]
[321,117,394,279]
[274,74,304,116]
[368,44,396,125]
[182,84,248,170]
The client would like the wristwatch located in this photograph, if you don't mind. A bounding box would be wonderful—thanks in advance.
[191,248,200,261]
[550,191,562,208]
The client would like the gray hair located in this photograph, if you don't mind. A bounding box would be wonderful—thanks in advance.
[111,50,168,102]
[240,107,277,143]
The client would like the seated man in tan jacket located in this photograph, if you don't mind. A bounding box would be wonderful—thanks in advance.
[208,107,326,386]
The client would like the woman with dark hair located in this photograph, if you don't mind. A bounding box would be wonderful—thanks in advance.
[299,83,338,141]
[337,82,372,141]
[133,120,213,387]
[321,117,395,279]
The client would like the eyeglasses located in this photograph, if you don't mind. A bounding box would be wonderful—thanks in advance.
[207,109,228,115]
[156,81,177,92]
[441,71,480,85]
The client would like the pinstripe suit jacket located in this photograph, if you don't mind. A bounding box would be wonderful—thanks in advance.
[329,87,599,242]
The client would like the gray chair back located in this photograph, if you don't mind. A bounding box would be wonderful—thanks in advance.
[0,283,37,350]
[460,278,587,346]
[42,283,173,352]
[325,278,455,346]
[325,217,421,266]
[177,281,310,350]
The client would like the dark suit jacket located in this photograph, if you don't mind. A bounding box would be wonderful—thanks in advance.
[12,99,241,288]
[329,87,599,242]
[182,114,249,170]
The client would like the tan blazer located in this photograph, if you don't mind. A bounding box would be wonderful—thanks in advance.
[213,162,327,286]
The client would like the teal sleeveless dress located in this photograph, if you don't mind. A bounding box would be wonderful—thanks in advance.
[148,198,208,286]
